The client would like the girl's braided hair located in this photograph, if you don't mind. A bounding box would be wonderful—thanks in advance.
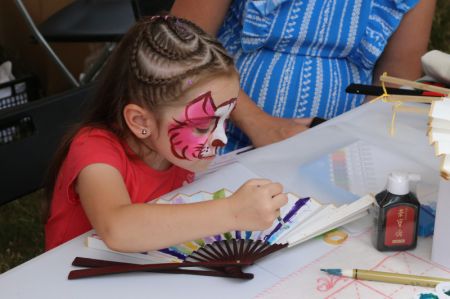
[128,14,235,108]
[88,14,237,135]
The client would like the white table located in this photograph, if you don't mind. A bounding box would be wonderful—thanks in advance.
[1,101,447,299]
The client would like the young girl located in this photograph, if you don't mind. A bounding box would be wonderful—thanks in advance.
[45,15,288,252]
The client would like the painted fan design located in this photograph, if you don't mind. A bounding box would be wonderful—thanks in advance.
[69,238,287,280]
[70,230,288,280]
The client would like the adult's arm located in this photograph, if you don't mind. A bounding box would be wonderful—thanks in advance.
[172,0,312,148]
[232,90,311,147]
[171,0,232,36]
[372,0,436,86]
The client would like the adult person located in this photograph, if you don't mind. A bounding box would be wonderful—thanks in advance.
[171,0,436,153]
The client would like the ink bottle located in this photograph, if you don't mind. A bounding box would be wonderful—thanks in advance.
[372,172,421,251]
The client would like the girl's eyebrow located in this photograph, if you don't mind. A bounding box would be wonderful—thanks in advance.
[186,116,217,122]
[216,97,238,108]
[172,116,216,124]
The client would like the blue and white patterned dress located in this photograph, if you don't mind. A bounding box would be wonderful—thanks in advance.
[218,0,419,153]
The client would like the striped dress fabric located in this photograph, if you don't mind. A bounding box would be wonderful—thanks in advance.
[217,0,419,153]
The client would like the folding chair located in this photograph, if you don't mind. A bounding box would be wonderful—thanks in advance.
[14,0,134,87]
[14,0,174,87]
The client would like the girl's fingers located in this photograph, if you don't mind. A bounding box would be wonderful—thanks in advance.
[263,182,283,196]
[272,193,288,210]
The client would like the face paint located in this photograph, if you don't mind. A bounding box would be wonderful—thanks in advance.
[168,91,236,160]
[200,99,236,158]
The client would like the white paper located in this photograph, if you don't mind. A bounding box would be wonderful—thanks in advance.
[430,97,450,122]
[434,140,450,155]
[432,178,450,268]
[429,127,450,144]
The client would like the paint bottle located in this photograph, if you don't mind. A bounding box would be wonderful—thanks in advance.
[372,172,421,251]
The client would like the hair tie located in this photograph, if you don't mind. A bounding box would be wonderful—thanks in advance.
[149,14,173,21]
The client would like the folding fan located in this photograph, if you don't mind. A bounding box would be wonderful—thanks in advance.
[69,239,287,280]
[71,189,373,280]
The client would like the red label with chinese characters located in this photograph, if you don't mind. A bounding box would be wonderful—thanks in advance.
[385,206,416,246]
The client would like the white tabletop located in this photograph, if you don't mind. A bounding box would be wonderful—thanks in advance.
[1,101,447,299]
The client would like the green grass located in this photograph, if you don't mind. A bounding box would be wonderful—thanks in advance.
[0,2,449,274]
[430,0,450,54]
[0,190,45,273]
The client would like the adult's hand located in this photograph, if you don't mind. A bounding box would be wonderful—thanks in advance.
[231,90,312,148]
[250,114,312,148]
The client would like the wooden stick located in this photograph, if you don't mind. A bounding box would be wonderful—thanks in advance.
[380,74,450,96]
[72,257,232,277]
[68,257,253,280]
[393,105,429,114]
[384,94,442,103]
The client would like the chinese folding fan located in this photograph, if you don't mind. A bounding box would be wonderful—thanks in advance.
[71,189,373,279]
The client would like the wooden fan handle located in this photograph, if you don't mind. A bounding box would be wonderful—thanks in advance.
[69,257,253,280]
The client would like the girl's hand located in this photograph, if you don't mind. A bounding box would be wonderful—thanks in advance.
[228,179,288,231]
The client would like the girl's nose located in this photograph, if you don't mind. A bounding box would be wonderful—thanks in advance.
[211,127,227,147]
[212,139,225,147]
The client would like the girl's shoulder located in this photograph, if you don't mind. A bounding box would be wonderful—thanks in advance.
[66,127,130,176]
[71,126,128,159]
[75,127,119,143]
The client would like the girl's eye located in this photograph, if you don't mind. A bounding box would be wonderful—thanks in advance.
[190,118,217,135]
[194,127,211,134]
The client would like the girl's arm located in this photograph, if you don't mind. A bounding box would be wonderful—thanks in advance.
[372,0,436,86]
[77,163,287,252]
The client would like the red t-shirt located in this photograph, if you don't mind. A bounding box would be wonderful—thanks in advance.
[45,128,194,250]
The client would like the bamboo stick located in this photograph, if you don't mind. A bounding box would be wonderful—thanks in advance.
[393,105,429,114]
[380,74,450,96]
[384,94,442,103]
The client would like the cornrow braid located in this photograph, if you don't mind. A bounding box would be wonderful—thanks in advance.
[129,15,234,93]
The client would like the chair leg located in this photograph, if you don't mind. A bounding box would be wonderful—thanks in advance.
[80,43,116,84]
[14,0,80,87]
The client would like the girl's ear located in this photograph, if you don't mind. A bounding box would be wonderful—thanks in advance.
[123,104,157,139]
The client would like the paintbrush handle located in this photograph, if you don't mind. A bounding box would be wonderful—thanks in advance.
[346,83,446,97]
[354,269,450,288]
[346,84,423,96]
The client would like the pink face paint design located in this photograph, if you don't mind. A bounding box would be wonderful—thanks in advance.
[168,91,237,160]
